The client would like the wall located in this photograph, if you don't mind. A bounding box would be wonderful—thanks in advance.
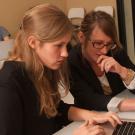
[0,0,117,37]
[124,0,135,63]
[66,0,119,39]
[0,0,66,37]
[66,0,116,14]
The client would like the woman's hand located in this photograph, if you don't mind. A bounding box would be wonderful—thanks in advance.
[90,111,122,127]
[97,55,135,85]
[73,121,105,135]
[68,107,121,127]
[97,55,125,76]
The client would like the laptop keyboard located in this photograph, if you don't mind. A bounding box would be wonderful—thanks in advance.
[112,121,135,135]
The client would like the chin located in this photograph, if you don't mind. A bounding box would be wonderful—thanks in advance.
[49,65,61,70]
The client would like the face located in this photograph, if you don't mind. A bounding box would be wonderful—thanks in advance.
[34,33,71,70]
[85,26,113,64]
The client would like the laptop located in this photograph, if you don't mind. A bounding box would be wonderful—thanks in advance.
[112,90,135,135]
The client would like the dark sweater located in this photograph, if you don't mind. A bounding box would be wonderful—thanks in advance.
[0,61,70,135]
[68,45,135,111]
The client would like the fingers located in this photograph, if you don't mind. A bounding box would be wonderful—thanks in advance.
[100,112,122,127]
[107,112,122,126]
[97,55,112,72]
[88,125,105,135]
[92,111,122,128]
[78,122,105,135]
[97,55,108,64]
[88,119,98,125]
[80,120,89,128]
[97,55,118,73]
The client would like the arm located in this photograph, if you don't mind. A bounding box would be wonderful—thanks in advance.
[97,49,135,89]
[98,49,135,112]
[68,106,122,127]
[67,104,122,135]
[58,100,121,128]
[118,98,135,112]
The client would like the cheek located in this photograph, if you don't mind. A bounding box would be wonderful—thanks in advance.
[86,46,98,62]
[35,48,52,64]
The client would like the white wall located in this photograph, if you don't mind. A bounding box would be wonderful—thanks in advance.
[124,0,135,64]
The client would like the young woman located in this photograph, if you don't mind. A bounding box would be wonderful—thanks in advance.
[0,5,121,135]
[68,11,135,112]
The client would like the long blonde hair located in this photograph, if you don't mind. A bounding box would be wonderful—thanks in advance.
[9,4,72,117]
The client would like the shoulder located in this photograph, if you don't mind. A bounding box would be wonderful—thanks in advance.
[110,48,128,61]
[68,44,82,64]
[112,49,135,69]
[0,61,26,84]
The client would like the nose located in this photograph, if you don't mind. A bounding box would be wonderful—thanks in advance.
[100,46,108,54]
[61,47,68,58]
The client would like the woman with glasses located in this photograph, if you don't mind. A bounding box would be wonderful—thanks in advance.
[68,10,135,112]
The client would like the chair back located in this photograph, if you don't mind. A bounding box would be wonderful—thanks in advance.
[94,6,114,17]
[68,8,85,19]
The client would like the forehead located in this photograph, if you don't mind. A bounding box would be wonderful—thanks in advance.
[46,33,72,44]
[90,26,112,41]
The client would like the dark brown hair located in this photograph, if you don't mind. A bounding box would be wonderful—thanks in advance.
[80,10,122,51]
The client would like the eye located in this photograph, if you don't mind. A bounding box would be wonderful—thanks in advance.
[55,44,63,48]
[93,41,103,46]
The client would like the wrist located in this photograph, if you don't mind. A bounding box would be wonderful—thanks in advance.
[121,68,135,85]
[83,110,98,120]
[119,67,128,79]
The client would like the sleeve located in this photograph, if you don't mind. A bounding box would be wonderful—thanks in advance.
[115,49,135,71]
[107,89,135,112]
[123,74,135,89]
[57,100,72,126]
[107,95,125,112]
[0,80,23,135]
[107,49,135,112]
[69,61,112,111]
[115,49,135,90]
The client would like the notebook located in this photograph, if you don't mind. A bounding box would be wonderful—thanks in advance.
[112,89,135,135]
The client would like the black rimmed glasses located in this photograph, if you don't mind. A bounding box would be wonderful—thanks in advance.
[88,39,117,50]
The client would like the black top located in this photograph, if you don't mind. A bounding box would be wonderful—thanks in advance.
[0,61,71,135]
[68,45,135,111]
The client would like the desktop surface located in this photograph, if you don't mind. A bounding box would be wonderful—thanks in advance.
[54,112,135,135]
[54,89,135,135]
[53,121,114,135]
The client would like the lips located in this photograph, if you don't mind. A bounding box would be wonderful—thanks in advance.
[57,60,65,65]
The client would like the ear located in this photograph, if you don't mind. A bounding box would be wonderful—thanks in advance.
[27,35,40,49]
[77,31,85,44]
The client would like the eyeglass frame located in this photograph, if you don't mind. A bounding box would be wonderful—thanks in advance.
[88,39,117,50]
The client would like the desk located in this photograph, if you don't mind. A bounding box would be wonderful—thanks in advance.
[54,112,135,135]
[54,90,135,135]
[53,121,114,135]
